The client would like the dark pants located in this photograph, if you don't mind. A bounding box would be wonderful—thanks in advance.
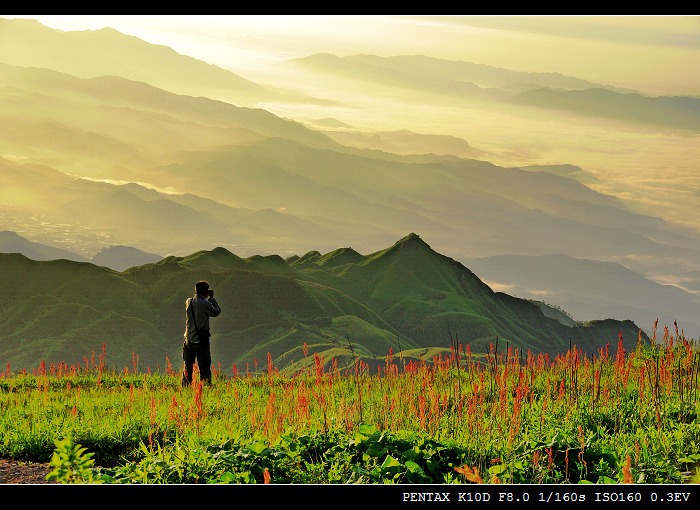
[182,340,212,386]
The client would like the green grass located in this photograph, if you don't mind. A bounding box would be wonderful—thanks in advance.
[1,329,699,484]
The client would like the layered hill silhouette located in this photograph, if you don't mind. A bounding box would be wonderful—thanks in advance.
[0,17,310,107]
[2,64,699,271]
[0,234,646,374]
[10,17,696,135]
[288,53,700,132]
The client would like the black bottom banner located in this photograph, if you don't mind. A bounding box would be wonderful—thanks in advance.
[5,483,700,507]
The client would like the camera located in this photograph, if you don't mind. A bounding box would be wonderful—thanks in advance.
[207,289,214,297]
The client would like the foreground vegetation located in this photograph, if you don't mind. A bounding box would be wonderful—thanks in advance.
[1,324,699,484]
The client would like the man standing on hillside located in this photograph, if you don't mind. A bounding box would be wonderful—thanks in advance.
[182,280,221,387]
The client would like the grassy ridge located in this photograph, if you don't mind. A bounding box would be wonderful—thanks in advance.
[1,234,649,373]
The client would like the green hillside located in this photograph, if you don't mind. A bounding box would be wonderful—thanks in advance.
[0,234,647,374]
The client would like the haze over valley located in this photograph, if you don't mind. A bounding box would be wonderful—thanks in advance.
[1,15,698,353]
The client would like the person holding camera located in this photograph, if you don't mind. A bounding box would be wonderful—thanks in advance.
[182,280,222,387]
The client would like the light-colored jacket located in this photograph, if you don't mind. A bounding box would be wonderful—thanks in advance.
[184,293,222,343]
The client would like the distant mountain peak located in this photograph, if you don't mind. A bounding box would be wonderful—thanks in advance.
[315,247,365,268]
[393,232,431,251]
[91,244,163,272]
[191,246,242,264]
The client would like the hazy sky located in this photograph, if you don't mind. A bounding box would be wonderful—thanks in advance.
[7,15,700,97]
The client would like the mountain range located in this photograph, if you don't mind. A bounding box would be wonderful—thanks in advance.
[0,234,646,374]
[2,57,698,273]
[288,53,700,132]
[0,17,697,365]
[4,229,694,341]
